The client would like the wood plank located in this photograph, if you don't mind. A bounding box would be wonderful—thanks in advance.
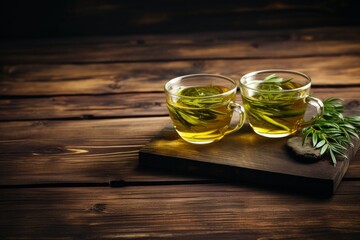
[0,117,359,186]
[2,0,357,39]
[0,88,359,121]
[1,27,359,64]
[1,56,360,96]
[0,93,168,121]
[0,117,194,185]
[0,182,360,239]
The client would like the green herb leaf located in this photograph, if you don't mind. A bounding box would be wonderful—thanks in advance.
[302,97,360,166]
[312,133,318,147]
[315,139,326,148]
[320,144,328,155]
[264,74,278,81]
[329,149,337,166]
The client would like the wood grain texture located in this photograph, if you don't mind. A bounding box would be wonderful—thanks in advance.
[2,0,358,39]
[139,124,359,197]
[1,27,359,64]
[0,87,359,120]
[1,182,360,239]
[0,93,168,120]
[0,117,192,185]
[0,117,359,186]
[0,5,359,239]
[1,56,360,96]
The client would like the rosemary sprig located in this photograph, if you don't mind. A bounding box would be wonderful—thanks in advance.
[167,103,223,128]
[167,86,228,128]
[258,74,297,98]
[263,73,294,84]
[242,74,302,132]
[302,98,360,166]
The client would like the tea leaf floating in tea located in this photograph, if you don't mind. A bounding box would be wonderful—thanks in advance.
[241,74,305,136]
[302,98,360,166]
[167,86,229,128]
[263,73,294,84]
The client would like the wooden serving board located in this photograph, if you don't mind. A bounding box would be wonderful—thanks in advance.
[139,124,359,197]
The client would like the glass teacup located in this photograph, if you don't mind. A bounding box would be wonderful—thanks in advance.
[165,74,246,144]
[239,70,324,138]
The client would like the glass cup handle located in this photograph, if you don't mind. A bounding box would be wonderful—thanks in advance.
[301,96,324,127]
[224,102,246,135]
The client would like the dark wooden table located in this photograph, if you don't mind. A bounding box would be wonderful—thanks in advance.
[1,26,360,239]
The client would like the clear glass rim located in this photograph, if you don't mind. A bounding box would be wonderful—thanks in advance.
[239,69,312,93]
[165,74,237,99]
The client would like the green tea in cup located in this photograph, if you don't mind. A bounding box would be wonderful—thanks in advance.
[239,70,324,138]
[165,74,246,144]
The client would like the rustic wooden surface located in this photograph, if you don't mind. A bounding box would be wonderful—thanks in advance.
[139,124,359,197]
[1,1,358,39]
[1,17,360,239]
